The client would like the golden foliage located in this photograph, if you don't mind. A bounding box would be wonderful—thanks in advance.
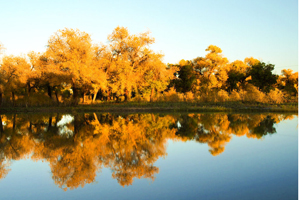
[244,57,260,66]
[217,90,229,102]
[0,28,296,105]
[268,88,284,104]
[229,90,241,101]
[0,56,31,93]
[184,91,195,102]
[244,84,266,103]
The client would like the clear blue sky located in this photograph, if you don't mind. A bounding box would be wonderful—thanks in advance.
[0,0,298,73]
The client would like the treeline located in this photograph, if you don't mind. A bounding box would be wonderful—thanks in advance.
[0,27,298,106]
[169,46,298,104]
[0,113,294,189]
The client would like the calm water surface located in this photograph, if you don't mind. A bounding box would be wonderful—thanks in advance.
[0,113,297,200]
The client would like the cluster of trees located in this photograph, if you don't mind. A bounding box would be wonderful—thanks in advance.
[0,112,294,189]
[0,27,176,106]
[170,45,298,103]
[0,28,297,106]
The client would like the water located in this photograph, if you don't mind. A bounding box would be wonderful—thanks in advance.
[0,112,297,199]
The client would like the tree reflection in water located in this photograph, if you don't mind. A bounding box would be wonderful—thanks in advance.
[0,112,295,190]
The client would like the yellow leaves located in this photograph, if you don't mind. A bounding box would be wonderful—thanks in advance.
[268,88,284,104]
[280,69,298,94]
[244,57,260,66]
[281,69,294,77]
[0,28,297,105]
[229,60,249,74]
[46,28,94,87]
[217,90,229,102]
[294,83,298,92]
[191,45,230,92]
[245,75,252,81]
[184,91,195,102]
[205,45,228,67]
[229,90,241,101]
[160,87,184,102]
[206,45,222,54]
[178,59,190,66]
[108,26,130,42]
[0,55,31,94]
[243,84,266,103]
[103,27,175,100]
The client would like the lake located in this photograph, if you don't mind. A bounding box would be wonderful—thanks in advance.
[0,112,297,199]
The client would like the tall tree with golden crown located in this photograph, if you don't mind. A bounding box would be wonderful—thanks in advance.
[193,45,229,94]
[105,26,176,101]
[45,28,96,105]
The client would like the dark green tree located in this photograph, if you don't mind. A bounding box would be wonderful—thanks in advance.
[247,62,278,93]
[171,65,196,93]
[226,71,247,92]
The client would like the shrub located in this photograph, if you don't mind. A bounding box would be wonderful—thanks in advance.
[217,90,229,102]
[268,88,284,104]
[244,84,266,103]
[163,87,183,102]
[229,90,241,101]
[184,91,195,102]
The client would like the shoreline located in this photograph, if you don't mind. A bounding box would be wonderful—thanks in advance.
[0,102,297,114]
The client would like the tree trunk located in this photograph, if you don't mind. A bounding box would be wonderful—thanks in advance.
[29,122,32,133]
[55,113,60,128]
[0,91,2,107]
[93,90,98,102]
[0,115,3,133]
[124,89,131,102]
[125,89,128,101]
[55,91,59,105]
[13,114,16,132]
[26,83,31,107]
[48,116,52,131]
[82,92,86,103]
[128,90,131,101]
[47,84,52,99]
[72,83,79,105]
[12,92,15,106]
[150,88,154,102]
[107,90,111,101]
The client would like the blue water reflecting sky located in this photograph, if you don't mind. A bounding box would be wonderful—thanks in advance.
[0,115,297,200]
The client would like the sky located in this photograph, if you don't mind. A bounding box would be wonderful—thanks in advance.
[0,0,298,74]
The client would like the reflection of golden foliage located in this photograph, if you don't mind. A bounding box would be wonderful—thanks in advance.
[0,112,296,190]
[50,144,99,190]
[176,113,295,155]
[210,147,225,156]
[196,128,231,156]
[0,157,10,179]
[91,113,177,186]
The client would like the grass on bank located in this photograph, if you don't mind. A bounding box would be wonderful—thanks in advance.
[0,101,297,114]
